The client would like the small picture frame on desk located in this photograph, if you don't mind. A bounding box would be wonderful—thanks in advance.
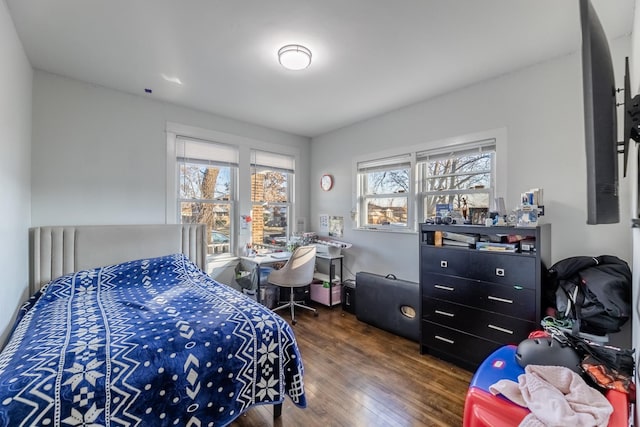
[470,208,489,225]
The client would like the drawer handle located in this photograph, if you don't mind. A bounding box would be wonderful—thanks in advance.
[434,284,454,291]
[435,335,455,344]
[488,324,513,335]
[440,260,448,268]
[495,268,505,277]
[434,310,455,317]
[488,295,513,304]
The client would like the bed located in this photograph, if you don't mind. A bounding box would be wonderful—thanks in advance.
[0,224,306,426]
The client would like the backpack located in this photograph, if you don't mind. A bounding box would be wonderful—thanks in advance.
[548,255,632,336]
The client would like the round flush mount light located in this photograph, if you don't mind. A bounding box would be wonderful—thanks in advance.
[278,44,312,70]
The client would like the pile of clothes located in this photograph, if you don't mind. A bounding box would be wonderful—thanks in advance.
[488,324,635,426]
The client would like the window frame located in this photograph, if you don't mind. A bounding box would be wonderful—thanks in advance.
[166,122,302,260]
[416,140,496,224]
[175,136,239,258]
[356,154,413,230]
[353,129,505,233]
[250,149,295,249]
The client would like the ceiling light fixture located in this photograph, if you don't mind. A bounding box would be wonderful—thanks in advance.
[278,44,312,71]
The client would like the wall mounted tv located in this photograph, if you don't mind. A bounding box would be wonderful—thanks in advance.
[580,0,619,224]
[580,0,639,225]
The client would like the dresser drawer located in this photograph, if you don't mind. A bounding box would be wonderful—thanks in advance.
[420,246,470,278]
[471,252,536,289]
[422,298,536,343]
[477,280,537,320]
[422,274,536,319]
[420,320,502,367]
[421,274,481,308]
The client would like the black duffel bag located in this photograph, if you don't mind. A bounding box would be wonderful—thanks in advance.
[548,255,632,336]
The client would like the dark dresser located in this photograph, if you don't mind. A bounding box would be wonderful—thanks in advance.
[419,223,551,371]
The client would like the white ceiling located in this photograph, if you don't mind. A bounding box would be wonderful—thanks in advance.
[6,0,635,138]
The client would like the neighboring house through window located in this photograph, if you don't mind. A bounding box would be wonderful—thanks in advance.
[357,154,412,229]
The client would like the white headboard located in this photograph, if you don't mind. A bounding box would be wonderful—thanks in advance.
[29,224,207,294]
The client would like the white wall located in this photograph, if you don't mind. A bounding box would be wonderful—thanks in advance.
[311,37,632,283]
[31,71,311,227]
[0,0,32,347]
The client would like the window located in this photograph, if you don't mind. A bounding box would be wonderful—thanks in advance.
[355,136,497,231]
[251,150,294,249]
[176,137,238,256]
[357,154,412,229]
[417,139,496,222]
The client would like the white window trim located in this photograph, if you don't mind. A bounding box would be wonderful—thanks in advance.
[250,149,295,242]
[356,153,414,230]
[166,122,301,255]
[416,139,496,223]
[352,128,507,233]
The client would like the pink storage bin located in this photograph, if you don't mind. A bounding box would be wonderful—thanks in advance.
[310,283,342,306]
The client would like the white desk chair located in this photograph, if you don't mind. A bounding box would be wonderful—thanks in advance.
[268,245,318,325]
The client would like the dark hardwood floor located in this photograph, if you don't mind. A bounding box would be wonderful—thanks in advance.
[230,304,473,427]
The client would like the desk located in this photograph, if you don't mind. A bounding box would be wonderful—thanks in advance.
[239,252,343,306]
[240,252,291,304]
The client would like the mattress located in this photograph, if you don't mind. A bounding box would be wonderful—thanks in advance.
[0,253,306,426]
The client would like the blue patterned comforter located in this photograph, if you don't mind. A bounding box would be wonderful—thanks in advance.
[0,254,306,426]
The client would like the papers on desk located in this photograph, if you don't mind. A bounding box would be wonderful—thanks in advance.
[314,238,352,256]
[316,238,352,249]
[270,251,292,259]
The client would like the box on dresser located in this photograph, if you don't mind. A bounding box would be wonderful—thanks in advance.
[419,223,551,371]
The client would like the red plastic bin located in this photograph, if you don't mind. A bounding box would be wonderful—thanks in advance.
[463,345,629,427]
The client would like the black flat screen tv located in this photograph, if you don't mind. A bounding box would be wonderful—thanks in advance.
[580,0,620,224]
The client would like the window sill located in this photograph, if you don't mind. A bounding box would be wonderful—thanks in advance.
[207,253,239,262]
[355,226,417,235]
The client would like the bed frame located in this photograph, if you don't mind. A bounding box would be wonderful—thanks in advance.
[28,223,285,419]
[29,224,207,294]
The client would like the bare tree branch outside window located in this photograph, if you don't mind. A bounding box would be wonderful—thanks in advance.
[357,142,494,228]
[180,164,232,254]
[422,153,492,218]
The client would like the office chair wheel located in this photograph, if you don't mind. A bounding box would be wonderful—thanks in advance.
[313,312,319,317]
[292,319,297,325]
